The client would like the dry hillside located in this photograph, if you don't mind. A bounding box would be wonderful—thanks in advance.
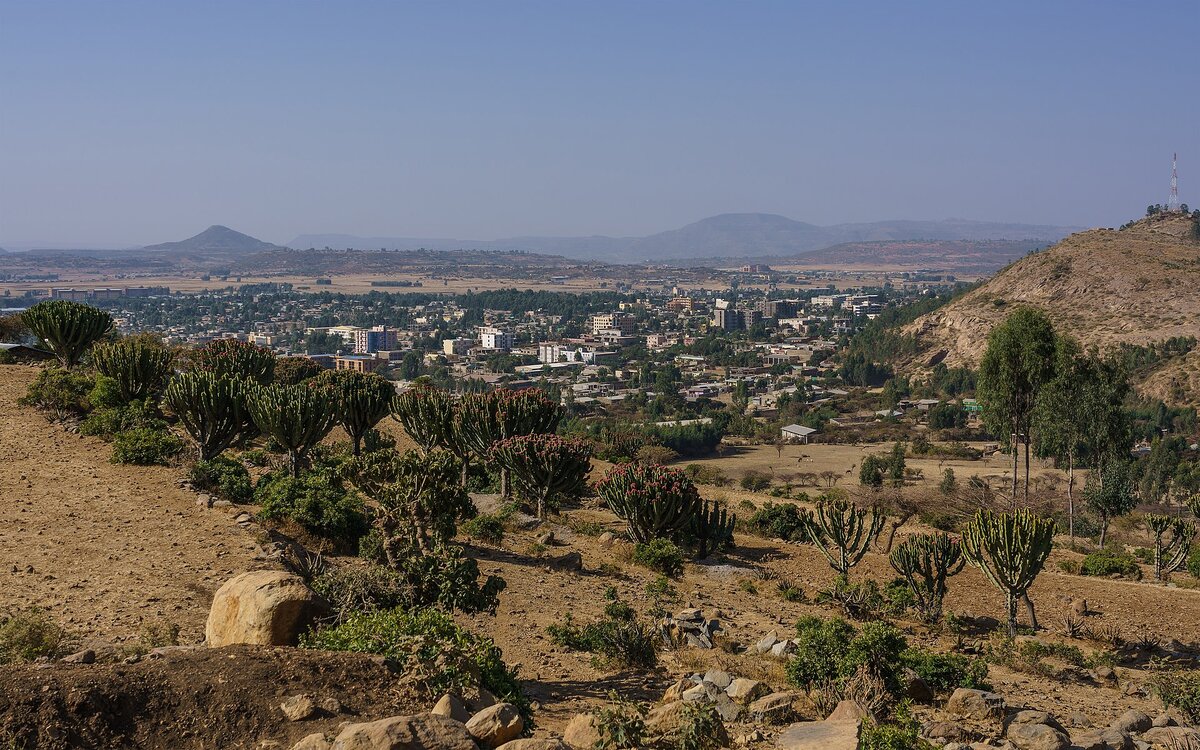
[904,212,1200,404]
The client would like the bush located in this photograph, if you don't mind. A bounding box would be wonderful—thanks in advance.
[0,610,72,663]
[684,463,730,486]
[632,538,685,577]
[1080,549,1143,580]
[462,513,507,546]
[547,594,657,669]
[111,427,184,465]
[81,399,165,439]
[900,648,989,692]
[740,470,772,492]
[1150,670,1200,724]
[189,456,254,503]
[635,444,679,465]
[1188,545,1200,579]
[746,502,811,542]
[861,706,939,750]
[19,367,95,420]
[310,565,411,621]
[301,608,529,723]
[256,470,369,548]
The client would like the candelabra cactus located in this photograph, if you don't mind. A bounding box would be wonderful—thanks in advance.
[1145,513,1195,581]
[596,463,702,543]
[318,370,394,455]
[805,496,884,576]
[889,532,965,622]
[247,383,338,476]
[691,498,736,559]
[961,509,1055,636]
[163,372,253,461]
[455,389,563,495]
[22,300,114,369]
[393,384,455,452]
[189,339,276,384]
[491,433,592,519]
[92,337,175,402]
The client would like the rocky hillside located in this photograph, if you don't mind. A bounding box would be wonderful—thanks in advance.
[904,212,1200,404]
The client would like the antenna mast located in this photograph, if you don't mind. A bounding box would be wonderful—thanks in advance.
[1168,153,1180,212]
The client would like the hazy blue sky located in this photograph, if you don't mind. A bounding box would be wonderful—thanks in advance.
[2,1,1197,248]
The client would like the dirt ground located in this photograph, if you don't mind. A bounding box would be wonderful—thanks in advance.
[1,362,1197,747]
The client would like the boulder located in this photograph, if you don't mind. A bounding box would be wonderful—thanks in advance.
[925,721,971,743]
[465,703,524,749]
[1140,726,1200,746]
[1069,728,1132,750]
[1006,722,1070,750]
[291,734,332,750]
[775,719,860,749]
[62,649,96,664]
[725,678,770,705]
[1010,710,1067,735]
[1109,709,1151,734]
[946,688,1005,721]
[205,571,327,647]
[645,701,730,746]
[754,631,779,654]
[562,713,600,750]
[330,714,478,750]
[902,669,933,703]
[747,691,800,725]
[597,532,616,548]
[496,742,567,750]
[551,552,583,572]
[281,694,317,722]
[432,693,472,724]
[703,669,732,690]
[825,700,871,723]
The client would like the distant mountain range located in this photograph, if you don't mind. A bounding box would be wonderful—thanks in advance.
[290,213,1081,263]
[143,225,283,254]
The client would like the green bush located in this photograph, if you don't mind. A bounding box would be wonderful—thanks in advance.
[189,456,254,503]
[746,502,811,542]
[740,470,772,492]
[1080,549,1143,580]
[310,565,411,621]
[1150,670,1200,724]
[0,610,72,663]
[632,538,685,577]
[81,399,165,439]
[1188,547,1200,579]
[547,594,657,669]
[301,607,529,724]
[462,513,506,546]
[861,706,939,750]
[900,648,989,692]
[255,470,369,548]
[19,367,95,420]
[111,427,184,465]
[387,546,506,614]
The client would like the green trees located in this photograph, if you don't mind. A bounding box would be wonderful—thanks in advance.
[597,463,702,543]
[889,532,965,623]
[22,300,114,369]
[163,372,254,461]
[1145,514,1195,581]
[455,389,562,495]
[491,434,592,518]
[319,370,394,455]
[189,339,276,384]
[350,449,473,555]
[805,496,884,577]
[247,383,338,476]
[961,509,1055,636]
[92,337,174,402]
[977,307,1058,506]
[1084,460,1137,548]
[393,384,456,453]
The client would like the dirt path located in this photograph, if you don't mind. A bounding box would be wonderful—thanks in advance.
[0,365,262,645]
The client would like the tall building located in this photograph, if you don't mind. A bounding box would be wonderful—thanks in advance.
[713,308,744,331]
[591,312,635,335]
[478,326,514,351]
[354,325,398,354]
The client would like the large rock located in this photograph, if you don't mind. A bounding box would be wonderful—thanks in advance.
[496,742,566,750]
[466,703,524,748]
[330,714,478,750]
[644,701,730,746]
[775,720,860,749]
[1070,728,1133,750]
[205,570,327,647]
[748,692,801,725]
[825,700,871,723]
[292,734,332,750]
[562,714,600,750]
[725,678,769,705]
[946,688,1005,721]
[1006,722,1070,750]
[1109,709,1151,734]
[1140,726,1200,746]
[432,693,472,724]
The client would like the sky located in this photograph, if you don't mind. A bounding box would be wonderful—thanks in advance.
[1,0,1197,248]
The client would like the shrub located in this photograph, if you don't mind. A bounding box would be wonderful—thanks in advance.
[350,544,505,615]
[547,595,657,669]
[740,470,772,492]
[1080,549,1143,580]
[673,702,725,750]
[81,399,164,439]
[597,462,702,543]
[593,693,646,749]
[92,336,174,402]
[900,648,989,692]
[635,444,679,465]
[1149,669,1200,724]
[111,427,184,465]
[256,470,369,548]
[746,502,812,542]
[861,706,939,750]
[20,367,95,420]
[0,610,72,663]
[310,564,411,621]
[189,338,276,383]
[683,463,730,486]
[189,456,254,503]
[301,608,529,723]
[21,299,113,369]
[632,538,685,577]
[462,513,507,546]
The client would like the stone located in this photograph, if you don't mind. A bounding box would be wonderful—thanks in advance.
[748,691,800,725]
[681,683,721,704]
[536,531,555,546]
[205,570,327,647]
[725,678,769,705]
[551,552,583,572]
[754,631,779,654]
[1011,710,1066,734]
[1091,666,1117,685]
[597,532,616,548]
[825,700,870,723]
[925,721,971,743]
[1153,712,1179,728]
[1072,599,1089,616]
[770,640,796,658]
[496,742,567,750]
[281,694,317,722]
[318,697,343,714]
[1140,726,1200,746]
[61,649,95,664]
[775,719,860,749]
[662,679,690,703]
[703,669,732,689]
[902,668,933,703]
[290,733,331,750]
[466,703,524,749]
[562,713,600,750]
[946,688,1005,721]
[330,714,477,750]
[1069,728,1132,750]
[713,694,742,723]
[196,495,214,508]
[1005,722,1069,750]
[1109,709,1151,734]
[213,499,233,508]
[645,701,730,745]
[1064,711,1091,728]
[432,693,472,724]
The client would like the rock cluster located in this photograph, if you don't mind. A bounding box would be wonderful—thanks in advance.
[290,697,534,750]
[659,608,722,649]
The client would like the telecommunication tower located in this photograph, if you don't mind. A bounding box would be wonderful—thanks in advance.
[1168,153,1181,212]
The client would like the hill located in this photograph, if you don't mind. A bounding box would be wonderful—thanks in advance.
[143,225,282,255]
[289,213,1078,263]
[904,212,1200,404]
[785,238,1047,274]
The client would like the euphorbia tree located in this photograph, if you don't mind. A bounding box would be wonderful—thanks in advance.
[247,382,338,476]
[597,462,702,543]
[1145,514,1195,581]
[319,370,395,455]
[93,336,175,402]
[455,388,562,495]
[163,372,254,460]
[804,495,885,577]
[961,508,1055,636]
[22,300,114,369]
[393,384,456,452]
[189,339,276,384]
[889,532,965,623]
[491,433,592,518]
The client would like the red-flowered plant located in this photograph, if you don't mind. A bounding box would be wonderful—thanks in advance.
[596,463,702,543]
[491,434,592,518]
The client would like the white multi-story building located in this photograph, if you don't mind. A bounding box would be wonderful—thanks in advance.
[478,327,514,351]
[591,312,635,336]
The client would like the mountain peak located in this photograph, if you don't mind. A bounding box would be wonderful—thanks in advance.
[144,226,282,254]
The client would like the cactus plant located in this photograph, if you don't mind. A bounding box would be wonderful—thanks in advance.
[596,463,702,543]
[163,372,253,461]
[455,389,562,495]
[92,337,175,402]
[491,433,592,518]
[961,509,1055,636]
[393,384,456,452]
[189,339,276,384]
[247,383,338,476]
[805,496,884,576]
[691,498,736,559]
[1145,514,1195,581]
[318,370,394,455]
[21,300,114,369]
[889,532,965,622]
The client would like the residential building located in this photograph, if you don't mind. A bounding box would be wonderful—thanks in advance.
[478,326,514,351]
[591,312,635,335]
[781,424,818,444]
[335,354,385,373]
[354,325,398,354]
[442,338,474,356]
